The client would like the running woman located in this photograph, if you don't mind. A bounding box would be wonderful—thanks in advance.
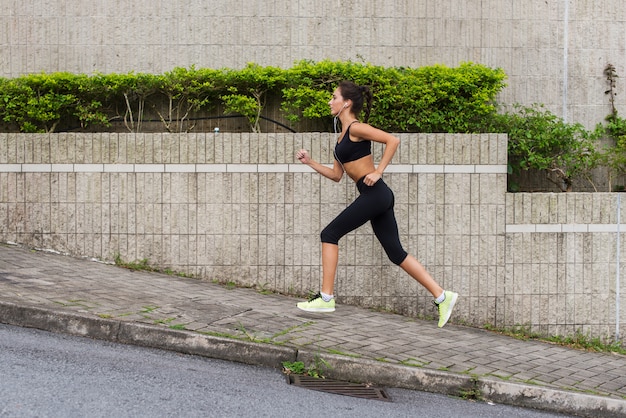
[295,81,458,328]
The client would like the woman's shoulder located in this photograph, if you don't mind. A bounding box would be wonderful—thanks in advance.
[350,122,398,144]
[349,121,381,137]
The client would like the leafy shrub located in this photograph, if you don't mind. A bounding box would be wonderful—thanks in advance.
[281,60,507,133]
[598,113,626,191]
[486,104,600,192]
[0,72,109,132]
[154,66,224,132]
[221,63,286,132]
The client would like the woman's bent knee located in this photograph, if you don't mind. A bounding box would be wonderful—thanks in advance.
[320,228,340,245]
[388,250,408,265]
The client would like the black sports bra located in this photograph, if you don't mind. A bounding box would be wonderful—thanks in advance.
[334,122,371,164]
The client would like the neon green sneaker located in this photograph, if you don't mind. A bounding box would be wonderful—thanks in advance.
[297,292,335,313]
[435,291,458,328]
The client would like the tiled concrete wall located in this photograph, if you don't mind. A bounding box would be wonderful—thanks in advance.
[2,0,625,129]
[0,133,505,326]
[1,133,624,341]
[506,193,626,340]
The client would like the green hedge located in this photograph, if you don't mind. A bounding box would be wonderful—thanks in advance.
[0,60,506,134]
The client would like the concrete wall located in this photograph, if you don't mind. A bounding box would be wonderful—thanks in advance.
[506,193,626,340]
[2,0,626,130]
[0,133,624,342]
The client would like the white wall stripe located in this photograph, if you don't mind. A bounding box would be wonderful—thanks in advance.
[413,164,444,173]
[258,164,288,172]
[196,164,227,172]
[506,224,626,233]
[0,163,510,175]
[506,224,536,233]
[289,164,319,173]
[74,164,104,172]
[589,224,623,233]
[0,164,21,172]
[226,164,257,173]
[444,164,475,173]
[22,164,51,172]
[562,224,589,233]
[476,165,508,174]
[166,164,196,173]
[134,164,165,173]
[104,164,134,173]
[52,164,74,172]
[386,164,414,173]
[536,224,563,233]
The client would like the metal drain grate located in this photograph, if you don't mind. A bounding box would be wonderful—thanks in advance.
[287,375,391,401]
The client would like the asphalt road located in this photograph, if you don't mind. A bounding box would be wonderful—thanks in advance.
[0,324,571,418]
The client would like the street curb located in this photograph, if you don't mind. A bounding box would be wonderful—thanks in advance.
[1,301,625,417]
[115,321,297,368]
[478,378,626,418]
[0,301,296,369]
[297,349,626,417]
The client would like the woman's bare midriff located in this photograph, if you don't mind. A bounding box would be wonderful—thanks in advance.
[343,154,376,182]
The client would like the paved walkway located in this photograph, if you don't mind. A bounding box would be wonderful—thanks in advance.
[0,243,625,417]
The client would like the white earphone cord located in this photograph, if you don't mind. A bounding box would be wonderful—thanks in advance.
[333,104,348,134]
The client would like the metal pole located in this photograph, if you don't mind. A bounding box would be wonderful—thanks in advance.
[562,0,569,122]
[617,193,621,342]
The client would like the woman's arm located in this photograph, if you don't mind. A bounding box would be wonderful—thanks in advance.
[296,149,345,182]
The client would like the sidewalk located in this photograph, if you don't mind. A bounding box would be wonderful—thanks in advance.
[0,243,625,417]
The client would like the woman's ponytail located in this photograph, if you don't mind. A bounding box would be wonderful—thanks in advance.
[361,85,372,123]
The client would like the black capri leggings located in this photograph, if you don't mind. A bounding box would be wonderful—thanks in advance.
[320,177,408,265]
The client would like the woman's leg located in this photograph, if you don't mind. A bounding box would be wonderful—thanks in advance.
[366,185,444,298]
[317,192,380,294]
[296,241,340,312]
[321,242,339,295]
[369,187,458,327]
[297,193,373,312]
[372,211,458,327]
[399,255,443,298]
